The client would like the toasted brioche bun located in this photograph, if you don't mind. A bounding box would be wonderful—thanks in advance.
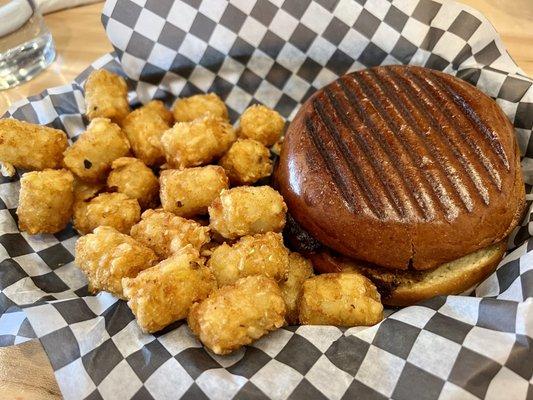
[275,65,524,270]
[310,242,506,307]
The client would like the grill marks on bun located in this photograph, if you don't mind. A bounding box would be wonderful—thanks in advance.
[414,71,503,189]
[340,72,438,220]
[304,117,359,214]
[302,66,509,223]
[276,65,524,270]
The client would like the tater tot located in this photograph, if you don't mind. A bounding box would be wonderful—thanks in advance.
[160,166,228,217]
[299,273,383,327]
[143,100,174,125]
[63,118,130,182]
[107,157,159,209]
[130,209,210,259]
[73,192,140,234]
[219,139,272,185]
[0,119,68,170]
[85,69,130,124]
[188,275,286,355]
[238,105,284,147]
[17,169,74,234]
[74,179,104,203]
[172,93,228,122]
[208,232,289,286]
[279,253,314,325]
[75,226,158,298]
[160,115,236,169]
[209,186,287,239]
[121,101,171,166]
[123,245,217,333]
[200,241,219,258]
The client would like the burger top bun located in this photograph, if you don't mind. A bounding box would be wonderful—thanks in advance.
[275,65,524,270]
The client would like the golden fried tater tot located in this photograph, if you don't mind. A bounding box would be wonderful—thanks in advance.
[299,272,383,327]
[279,252,314,325]
[209,186,287,239]
[17,169,74,234]
[160,115,236,169]
[219,138,272,185]
[121,101,171,166]
[200,241,219,258]
[123,245,216,333]
[73,178,104,203]
[143,100,174,125]
[208,232,289,286]
[75,226,158,298]
[188,275,286,355]
[85,69,130,124]
[160,166,228,217]
[172,93,228,122]
[130,209,210,259]
[107,157,159,209]
[73,192,140,234]
[0,119,68,170]
[238,104,284,147]
[63,118,130,183]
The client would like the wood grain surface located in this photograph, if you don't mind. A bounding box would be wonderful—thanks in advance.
[0,340,61,399]
[0,1,531,398]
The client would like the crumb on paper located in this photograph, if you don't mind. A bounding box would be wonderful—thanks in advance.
[0,161,15,177]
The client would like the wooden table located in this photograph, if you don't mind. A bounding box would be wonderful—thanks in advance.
[0,1,532,398]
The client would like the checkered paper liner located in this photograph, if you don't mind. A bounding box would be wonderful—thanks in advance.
[1,0,532,398]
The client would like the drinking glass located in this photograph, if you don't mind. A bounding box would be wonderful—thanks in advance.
[0,0,55,90]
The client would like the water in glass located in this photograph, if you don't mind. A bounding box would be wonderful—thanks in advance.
[0,0,55,90]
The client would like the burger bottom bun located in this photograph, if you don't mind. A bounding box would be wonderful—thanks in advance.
[310,242,506,307]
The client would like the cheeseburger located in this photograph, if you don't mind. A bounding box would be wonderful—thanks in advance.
[275,65,525,306]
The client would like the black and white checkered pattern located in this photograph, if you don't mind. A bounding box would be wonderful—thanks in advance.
[1,0,532,398]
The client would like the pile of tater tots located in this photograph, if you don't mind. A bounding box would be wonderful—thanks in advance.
[0,69,383,355]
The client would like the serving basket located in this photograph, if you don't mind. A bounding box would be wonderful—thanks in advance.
[1,0,532,398]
